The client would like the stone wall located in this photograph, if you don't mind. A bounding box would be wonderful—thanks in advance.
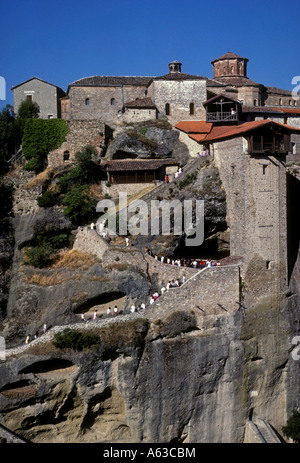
[68,85,148,121]
[150,79,207,124]
[73,227,109,260]
[212,136,287,293]
[47,120,106,167]
[123,107,157,123]
[151,264,241,316]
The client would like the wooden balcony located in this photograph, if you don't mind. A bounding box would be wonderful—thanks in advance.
[206,111,238,122]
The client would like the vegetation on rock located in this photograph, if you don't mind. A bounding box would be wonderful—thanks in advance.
[53,328,100,351]
[22,118,68,173]
[282,410,300,443]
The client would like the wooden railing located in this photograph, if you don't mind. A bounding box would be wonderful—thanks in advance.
[206,111,238,122]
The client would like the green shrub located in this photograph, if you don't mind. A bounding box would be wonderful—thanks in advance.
[24,245,53,268]
[23,157,44,173]
[53,328,100,351]
[22,118,68,172]
[62,185,97,225]
[282,410,300,443]
[48,233,71,249]
[37,190,57,207]
[178,171,198,190]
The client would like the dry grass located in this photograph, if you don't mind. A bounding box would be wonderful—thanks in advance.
[23,167,53,190]
[0,384,38,399]
[24,271,82,286]
[52,249,99,269]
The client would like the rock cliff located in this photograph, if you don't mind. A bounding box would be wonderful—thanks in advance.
[0,157,299,444]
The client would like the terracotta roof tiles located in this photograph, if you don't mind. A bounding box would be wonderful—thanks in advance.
[176,120,300,143]
[105,158,179,172]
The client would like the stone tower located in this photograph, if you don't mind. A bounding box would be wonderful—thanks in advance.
[168,60,182,73]
[211,52,249,79]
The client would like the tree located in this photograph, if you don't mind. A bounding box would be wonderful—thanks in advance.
[282,410,300,443]
[62,185,97,225]
[17,99,39,120]
[0,105,20,175]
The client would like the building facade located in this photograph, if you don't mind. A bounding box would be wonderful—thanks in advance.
[11,77,66,119]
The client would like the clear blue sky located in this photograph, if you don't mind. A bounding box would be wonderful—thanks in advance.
[1,0,299,110]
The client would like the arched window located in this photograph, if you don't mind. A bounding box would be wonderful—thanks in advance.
[85,98,90,106]
[111,98,116,106]
[165,103,170,116]
[63,151,70,161]
[189,102,195,115]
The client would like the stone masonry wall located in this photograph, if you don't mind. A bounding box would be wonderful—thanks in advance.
[68,85,148,121]
[151,264,241,316]
[47,120,106,167]
[212,136,287,292]
[151,79,206,124]
[73,227,109,260]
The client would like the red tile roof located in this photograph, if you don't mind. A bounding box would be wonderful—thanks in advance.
[175,121,212,134]
[269,107,300,115]
[175,120,300,143]
[211,52,248,63]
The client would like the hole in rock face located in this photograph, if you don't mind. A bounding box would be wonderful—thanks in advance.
[18,359,74,375]
[0,379,33,392]
[73,291,126,314]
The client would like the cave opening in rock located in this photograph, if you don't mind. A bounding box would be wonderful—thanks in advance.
[73,291,126,315]
[18,359,74,375]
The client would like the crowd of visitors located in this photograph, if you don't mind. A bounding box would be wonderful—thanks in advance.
[144,247,220,269]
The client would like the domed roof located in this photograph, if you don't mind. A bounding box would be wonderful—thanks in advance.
[211,52,248,63]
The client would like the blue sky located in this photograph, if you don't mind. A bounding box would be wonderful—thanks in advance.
[1,0,299,110]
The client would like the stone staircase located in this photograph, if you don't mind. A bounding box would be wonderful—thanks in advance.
[249,417,282,443]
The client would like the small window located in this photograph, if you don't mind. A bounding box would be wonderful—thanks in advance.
[189,102,195,115]
[262,165,268,175]
[111,98,116,106]
[165,103,170,116]
[48,114,53,119]
[253,99,257,106]
[27,95,32,102]
[266,260,271,270]
[279,98,282,106]
[85,98,90,106]
[63,151,70,161]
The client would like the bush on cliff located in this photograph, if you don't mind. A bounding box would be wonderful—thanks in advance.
[62,185,97,225]
[53,328,100,351]
[282,410,300,443]
[24,245,53,268]
[22,119,68,173]
[37,189,57,207]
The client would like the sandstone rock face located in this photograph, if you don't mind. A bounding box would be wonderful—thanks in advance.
[0,312,246,443]
[105,126,189,165]
[1,162,300,444]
